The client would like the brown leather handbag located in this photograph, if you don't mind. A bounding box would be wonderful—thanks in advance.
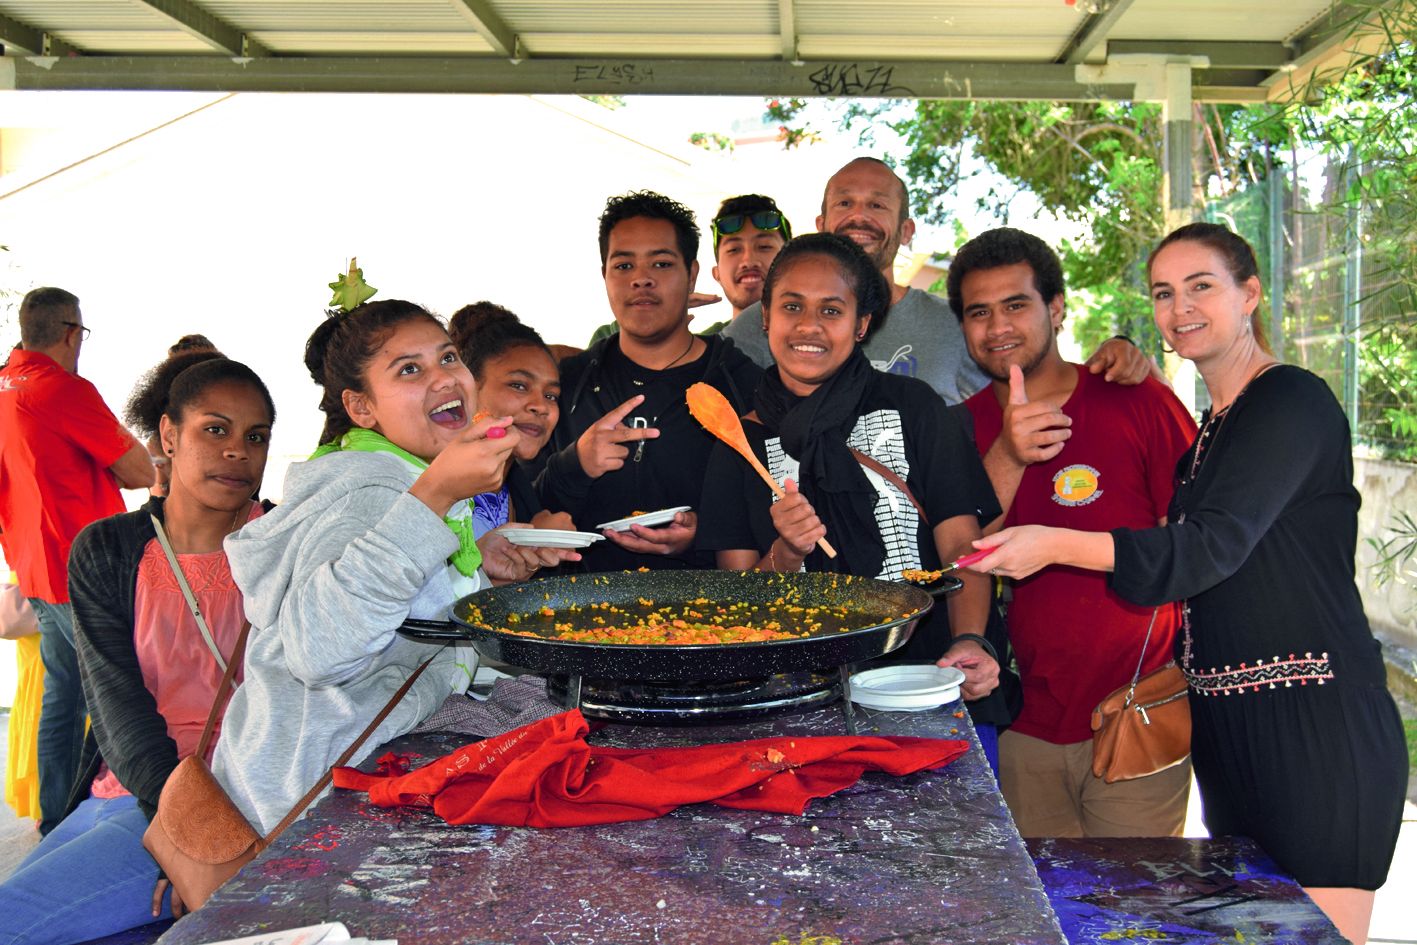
[145,634,439,906]
[1090,608,1191,784]
[142,620,444,911]
[142,619,262,911]
[140,515,446,910]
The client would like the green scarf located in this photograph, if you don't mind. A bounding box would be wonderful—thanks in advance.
[310,428,482,578]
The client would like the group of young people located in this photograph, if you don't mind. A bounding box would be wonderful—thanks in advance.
[0,154,1405,945]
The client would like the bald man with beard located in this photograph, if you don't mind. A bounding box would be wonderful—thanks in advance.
[722,157,1155,405]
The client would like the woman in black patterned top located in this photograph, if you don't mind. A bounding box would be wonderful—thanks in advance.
[699,232,1003,706]
[969,223,1405,945]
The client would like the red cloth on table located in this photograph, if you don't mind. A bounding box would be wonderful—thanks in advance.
[333,709,969,828]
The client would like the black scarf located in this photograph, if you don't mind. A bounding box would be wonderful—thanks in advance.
[754,347,885,576]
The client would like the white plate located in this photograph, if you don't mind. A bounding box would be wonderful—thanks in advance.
[596,506,692,532]
[496,528,605,549]
[848,664,966,712]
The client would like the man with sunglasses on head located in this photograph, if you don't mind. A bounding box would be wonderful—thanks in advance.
[585,194,793,346]
[0,287,154,835]
[721,157,1155,405]
[705,194,792,330]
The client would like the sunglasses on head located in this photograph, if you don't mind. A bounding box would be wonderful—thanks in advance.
[712,210,791,249]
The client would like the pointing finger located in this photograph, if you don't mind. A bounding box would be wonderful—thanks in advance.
[600,395,646,428]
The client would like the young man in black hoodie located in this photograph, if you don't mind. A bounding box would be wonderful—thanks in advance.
[537,191,762,572]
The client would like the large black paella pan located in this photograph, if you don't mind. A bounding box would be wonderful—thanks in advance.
[398,569,941,682]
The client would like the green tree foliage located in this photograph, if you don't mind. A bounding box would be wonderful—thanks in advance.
[769,97,1283,356]
[688,131,735,152]
[764,2,1414,462]
[1302,34,1417,458]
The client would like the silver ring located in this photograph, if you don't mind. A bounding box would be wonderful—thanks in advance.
[990,568,1000,576]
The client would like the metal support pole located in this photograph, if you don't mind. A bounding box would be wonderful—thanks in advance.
[1162,61,1195,235]
[1266,152,1286,355]
[1341,156,1363,441]
[1159,60,1202,412]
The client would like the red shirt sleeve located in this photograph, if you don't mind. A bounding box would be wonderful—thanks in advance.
[58,376,133,470]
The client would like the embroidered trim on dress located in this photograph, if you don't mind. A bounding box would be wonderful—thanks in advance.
[1182,651,1334,696]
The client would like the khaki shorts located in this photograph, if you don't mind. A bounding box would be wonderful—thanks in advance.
[999,728,1190,838]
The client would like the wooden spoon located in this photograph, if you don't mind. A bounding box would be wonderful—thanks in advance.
[686,382,837,559]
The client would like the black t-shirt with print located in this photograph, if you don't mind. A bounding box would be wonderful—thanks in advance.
[698,372,1002,662]
[537,334,761,572]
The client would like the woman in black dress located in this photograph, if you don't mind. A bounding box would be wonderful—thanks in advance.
[969,223,1406,945]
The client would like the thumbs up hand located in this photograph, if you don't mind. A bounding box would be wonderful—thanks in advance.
[1008,363,1029,406]
[1000,364,1071,466]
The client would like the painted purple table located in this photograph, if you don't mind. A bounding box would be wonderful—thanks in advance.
[156,702,1068,945]
[1028,837,1347,944]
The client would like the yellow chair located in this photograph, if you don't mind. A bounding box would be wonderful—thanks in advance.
[5,632,44,819]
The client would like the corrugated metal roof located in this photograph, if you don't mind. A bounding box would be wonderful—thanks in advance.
[1111,0,1335,42]
[2,0,169,31]
[199,1,475,32]
[795,0,1077,36]
[256,31,495,54]
[526,33,782,57]
[0,0,1401,100]
[39,30,212,52]
[799,37,1062,60]
[496,1,777,33]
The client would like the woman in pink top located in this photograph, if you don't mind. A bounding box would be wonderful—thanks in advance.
[0,357,275,945]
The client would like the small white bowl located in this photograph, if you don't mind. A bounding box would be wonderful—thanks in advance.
[849,664,965,711]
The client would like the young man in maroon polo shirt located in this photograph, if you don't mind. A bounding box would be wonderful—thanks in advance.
[952,230,1197,838]
[0,287,153,833]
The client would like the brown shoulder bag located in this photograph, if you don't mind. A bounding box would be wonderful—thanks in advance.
[1090,606,1191,783]
[141,617,262,911]
[139,514,444,910]
[142,628,442,911]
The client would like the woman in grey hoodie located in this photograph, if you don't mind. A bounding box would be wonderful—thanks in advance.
[214,300,526,834]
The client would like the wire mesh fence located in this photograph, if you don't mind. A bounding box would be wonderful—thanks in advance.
[1207,149,1416,463]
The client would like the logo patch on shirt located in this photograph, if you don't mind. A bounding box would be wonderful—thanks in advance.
[872,344,916,377]
[1052,464,1103,507]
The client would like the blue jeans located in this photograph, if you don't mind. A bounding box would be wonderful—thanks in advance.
[0,795,173,945]
[975,722,1000,780]
[26,600,87,835]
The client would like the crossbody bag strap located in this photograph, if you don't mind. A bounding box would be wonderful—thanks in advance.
[193,619,251,761]
[261,644,448,847]
[742,411,930,525]
[849,448,929,524]
[1123,607,1161,704]
[151,513,228,676]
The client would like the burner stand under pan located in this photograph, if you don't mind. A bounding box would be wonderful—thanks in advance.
[546,667,860,731]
